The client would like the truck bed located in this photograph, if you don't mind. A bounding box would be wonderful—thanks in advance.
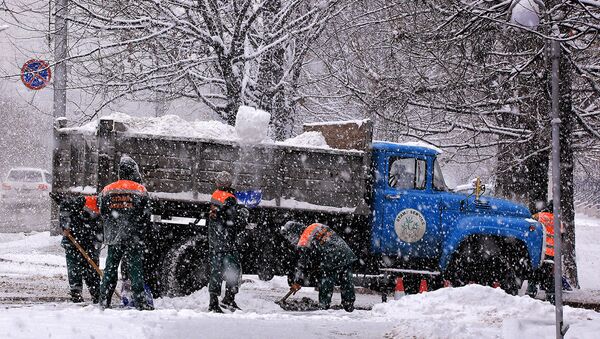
[52,118,372,218]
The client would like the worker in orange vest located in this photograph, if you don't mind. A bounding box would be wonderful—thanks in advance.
[58,195,102,303]
[98,156,153,310]
[527,200,560,304]
[207,171,249,313]
[280,221,357,312]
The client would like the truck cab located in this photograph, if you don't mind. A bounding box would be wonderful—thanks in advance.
[370,141,545,293]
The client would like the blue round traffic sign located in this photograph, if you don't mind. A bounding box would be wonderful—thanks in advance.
[21,59,51,90]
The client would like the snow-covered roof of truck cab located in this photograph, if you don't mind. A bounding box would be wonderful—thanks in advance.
[372,141,442,156]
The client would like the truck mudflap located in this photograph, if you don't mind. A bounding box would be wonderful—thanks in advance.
[438,215,545,272]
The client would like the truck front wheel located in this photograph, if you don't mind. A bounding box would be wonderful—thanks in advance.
[448,237,523,295]
[160,236,209,297]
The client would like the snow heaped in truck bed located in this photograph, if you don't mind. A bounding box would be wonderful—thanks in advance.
[71,108,333,149]
[278,131,331,149]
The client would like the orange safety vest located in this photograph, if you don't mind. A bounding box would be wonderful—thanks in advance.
[101,180,147,195]
[535,212,555,257]
[297,223,333,247]
[101,180,147,210]
[84,195,99,215]
[210,190,237,206]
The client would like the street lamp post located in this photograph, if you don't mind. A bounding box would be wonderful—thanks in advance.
[510,1,566,338]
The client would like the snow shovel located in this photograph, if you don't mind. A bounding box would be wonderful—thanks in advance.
[235,189,262,208]
[275,288,295,306]
[64,229,121,299]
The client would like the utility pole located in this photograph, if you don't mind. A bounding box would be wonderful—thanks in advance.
[551,38,567,339]
[53,0,68,118]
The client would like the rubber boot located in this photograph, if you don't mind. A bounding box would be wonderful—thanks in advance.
[70,290,84,303]
[136,302,155,311]
[208,294,223,313]
[526,282,537,298]
[222,290,240,311]
[342,301,354,313]
[547,292,556,305]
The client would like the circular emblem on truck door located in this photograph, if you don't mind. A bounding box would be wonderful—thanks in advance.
[394,209,427,243]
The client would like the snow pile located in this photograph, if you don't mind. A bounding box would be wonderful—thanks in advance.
[0,231,60,253]
[278,131,330,149]
[235,106,271,143]
[2,226,600,339]
[70,109,339,150]
[373,284,600,338]
[576,214,600,290]
[77,112,237,140]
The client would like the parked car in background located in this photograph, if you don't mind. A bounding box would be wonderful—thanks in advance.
[0,167,52,207]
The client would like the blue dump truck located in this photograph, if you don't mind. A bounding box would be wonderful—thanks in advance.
[51,118,545,297]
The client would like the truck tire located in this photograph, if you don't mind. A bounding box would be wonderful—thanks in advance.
[160,235,209,297]
[448,237,522,295]
[487,254,521,295]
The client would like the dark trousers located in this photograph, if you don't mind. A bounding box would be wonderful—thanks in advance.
[319,265,355,309]
[99,244,146,308]
[528,262,555,302]
[65,244,100,301]
[209,252,241,297]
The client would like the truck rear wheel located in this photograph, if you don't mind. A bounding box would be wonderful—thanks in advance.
[160,235,209,297]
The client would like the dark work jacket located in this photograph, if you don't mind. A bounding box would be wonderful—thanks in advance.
[99,180,150,246]
[60,196,102,250]
[208,187,245,253]
[294,223,357,283]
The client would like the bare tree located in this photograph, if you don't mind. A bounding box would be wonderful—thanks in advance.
[58,0,343,139]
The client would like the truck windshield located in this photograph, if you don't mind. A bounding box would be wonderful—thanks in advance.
[433,159,448,191]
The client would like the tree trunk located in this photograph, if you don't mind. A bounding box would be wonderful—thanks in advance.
[558,46,579,288]
[256,0,294,140]
[495,32,550,211]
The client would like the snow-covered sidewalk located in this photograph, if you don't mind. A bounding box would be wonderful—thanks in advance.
[0,213,599,338]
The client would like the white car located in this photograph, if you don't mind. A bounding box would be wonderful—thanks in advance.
[0,167,52,206]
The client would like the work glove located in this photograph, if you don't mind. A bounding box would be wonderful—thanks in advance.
[238,207,249,221]
[59,211,71,231]
[290,283,302,295]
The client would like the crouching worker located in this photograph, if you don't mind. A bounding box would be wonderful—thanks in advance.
[280,221,357,312]
[58,195,102,303]
[98,156,153,310]
[207,171,249,313]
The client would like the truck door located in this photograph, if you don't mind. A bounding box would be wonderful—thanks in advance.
[375,155,443,259]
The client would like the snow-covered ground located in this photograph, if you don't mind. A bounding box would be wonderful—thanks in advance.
[0,214,599,339]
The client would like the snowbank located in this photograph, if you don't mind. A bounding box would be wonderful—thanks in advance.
[2,227,600,339]
[576,214,600,290]
[374,285,600,338]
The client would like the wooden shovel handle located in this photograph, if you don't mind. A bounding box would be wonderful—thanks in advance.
[64,229,103,277]
[64,229,121,299]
